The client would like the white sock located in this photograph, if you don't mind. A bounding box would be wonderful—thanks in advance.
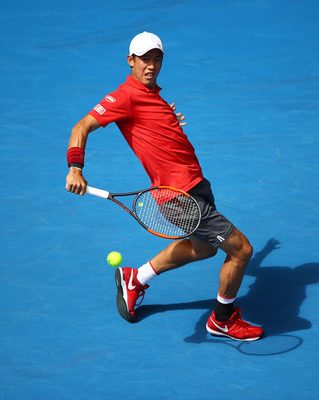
[217,293,236,304]
[137,262,158,285]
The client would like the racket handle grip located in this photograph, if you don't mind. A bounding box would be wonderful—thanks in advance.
[86,186,110,199]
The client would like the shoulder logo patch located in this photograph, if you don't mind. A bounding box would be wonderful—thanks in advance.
[105,95,116,103]
[93,104,106,115]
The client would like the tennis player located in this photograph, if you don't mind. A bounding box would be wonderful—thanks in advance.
[66,32,263,341]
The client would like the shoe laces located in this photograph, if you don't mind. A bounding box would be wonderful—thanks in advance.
[135,284,149,306]
[229,309,252,332]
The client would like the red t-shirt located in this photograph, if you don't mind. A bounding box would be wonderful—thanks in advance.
[89,75,204,192]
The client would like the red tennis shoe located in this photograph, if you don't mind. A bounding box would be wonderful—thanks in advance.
[115,267,148,323]
[206,307,263,341]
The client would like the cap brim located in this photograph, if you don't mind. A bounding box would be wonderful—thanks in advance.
[130,46,164,56]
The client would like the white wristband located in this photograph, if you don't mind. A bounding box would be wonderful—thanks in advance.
[70,166,82,171]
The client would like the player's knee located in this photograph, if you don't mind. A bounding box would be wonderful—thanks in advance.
[243,241,253,262]
[236,240,253,267]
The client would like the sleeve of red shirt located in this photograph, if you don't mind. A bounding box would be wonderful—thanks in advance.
[89,86,132,127]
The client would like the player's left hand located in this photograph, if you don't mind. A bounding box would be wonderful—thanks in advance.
[170,102,187,127]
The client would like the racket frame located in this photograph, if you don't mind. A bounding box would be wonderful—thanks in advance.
[86,185,201,239]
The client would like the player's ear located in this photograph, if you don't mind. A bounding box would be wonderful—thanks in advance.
[127,55,135,68]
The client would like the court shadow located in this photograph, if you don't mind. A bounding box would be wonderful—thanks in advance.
[137,239,319,345]
[137,299,214,322]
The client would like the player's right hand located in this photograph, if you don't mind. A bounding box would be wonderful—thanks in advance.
[65,168,87,195]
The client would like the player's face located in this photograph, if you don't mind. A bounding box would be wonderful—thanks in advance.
[128,49,163,89]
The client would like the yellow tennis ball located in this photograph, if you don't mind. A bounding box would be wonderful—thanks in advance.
[107,251,123,267]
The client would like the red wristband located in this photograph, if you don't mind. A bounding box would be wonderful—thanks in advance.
[67,147,85,168]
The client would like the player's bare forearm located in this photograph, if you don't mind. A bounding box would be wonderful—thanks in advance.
[66,114,101,195]
[68,114,100,149]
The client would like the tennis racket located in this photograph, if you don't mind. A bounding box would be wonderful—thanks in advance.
[86,185,201,239]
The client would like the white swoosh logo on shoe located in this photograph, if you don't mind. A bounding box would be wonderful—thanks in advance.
[128,270,136,290]
[210,317,229,333]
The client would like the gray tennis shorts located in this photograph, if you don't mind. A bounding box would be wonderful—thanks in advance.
[188,178,235,248]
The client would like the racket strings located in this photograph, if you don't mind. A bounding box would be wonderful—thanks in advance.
[135,189,200,237]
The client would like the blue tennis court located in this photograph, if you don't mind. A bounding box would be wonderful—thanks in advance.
[1,1,319,399]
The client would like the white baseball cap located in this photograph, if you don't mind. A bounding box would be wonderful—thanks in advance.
[129,32,164,56]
